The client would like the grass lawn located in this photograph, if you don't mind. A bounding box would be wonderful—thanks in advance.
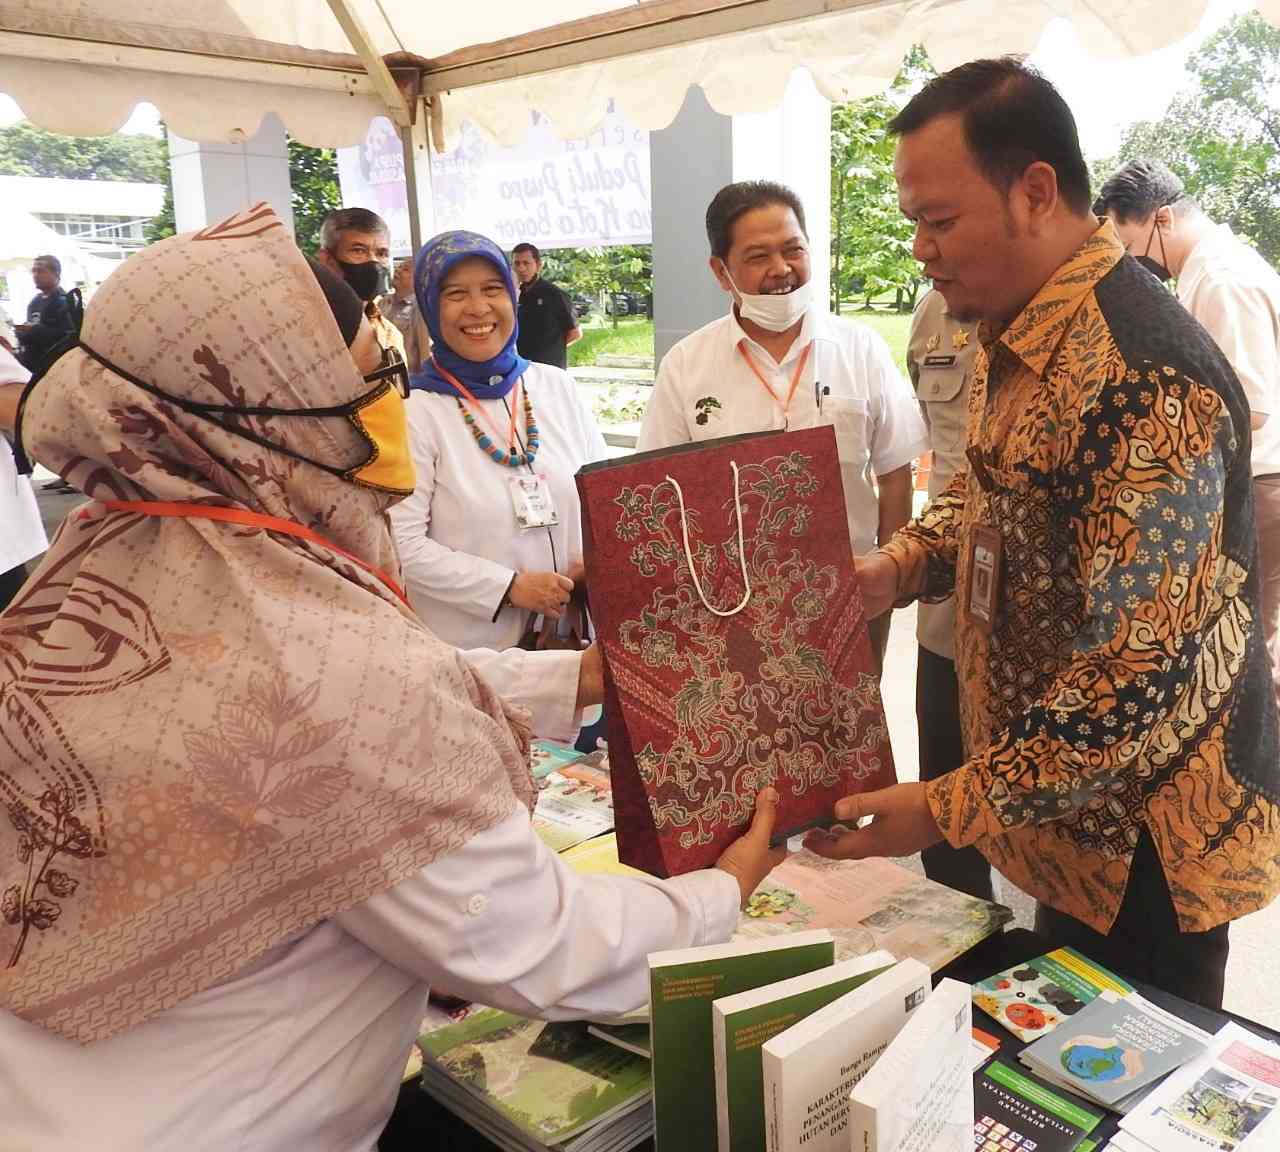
[568,318,655,367]
[839,308,913,374]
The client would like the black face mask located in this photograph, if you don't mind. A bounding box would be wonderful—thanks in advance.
[12,340,412,493]
[1135,218,1173,284]
[337,258,391,302]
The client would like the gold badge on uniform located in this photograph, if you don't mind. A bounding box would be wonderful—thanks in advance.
[952,329,970,350]
[926,333,940,353]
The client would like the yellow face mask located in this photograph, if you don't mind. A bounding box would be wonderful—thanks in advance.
[343,379,416,496]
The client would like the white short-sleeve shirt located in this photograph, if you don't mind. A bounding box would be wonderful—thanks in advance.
[1178,224,1280,478]
[637,307,928,555]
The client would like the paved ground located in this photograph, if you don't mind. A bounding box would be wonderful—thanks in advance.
[27,478,1280,1029]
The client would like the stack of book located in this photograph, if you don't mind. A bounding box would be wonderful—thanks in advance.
[418,1009,653,1152]
[973,1061,1105,1152]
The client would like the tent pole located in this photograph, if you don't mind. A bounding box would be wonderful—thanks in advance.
[401,121,422,254]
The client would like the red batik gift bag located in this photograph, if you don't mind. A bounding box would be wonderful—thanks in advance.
[577,426,895,877]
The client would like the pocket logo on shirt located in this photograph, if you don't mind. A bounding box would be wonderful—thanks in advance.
[694,396,723,426]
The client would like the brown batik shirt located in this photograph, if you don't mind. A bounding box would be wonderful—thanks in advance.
[882,222,1280,934]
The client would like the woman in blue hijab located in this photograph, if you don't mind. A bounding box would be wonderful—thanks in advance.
[389,231,607,732]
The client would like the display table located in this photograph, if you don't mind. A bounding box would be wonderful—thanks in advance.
[377,927,1280,1152]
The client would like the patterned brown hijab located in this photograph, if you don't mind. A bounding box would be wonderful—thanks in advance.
[0,206,535,1044]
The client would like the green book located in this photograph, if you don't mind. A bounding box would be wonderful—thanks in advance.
[712,950,897,1152]
[649,929,835,1152]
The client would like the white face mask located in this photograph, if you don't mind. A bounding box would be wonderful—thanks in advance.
[723,267,810,332]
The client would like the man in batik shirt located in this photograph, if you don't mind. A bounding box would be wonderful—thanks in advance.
[807,57,1279,1008]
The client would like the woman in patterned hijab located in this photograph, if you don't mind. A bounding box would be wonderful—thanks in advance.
[0,206,779,1149]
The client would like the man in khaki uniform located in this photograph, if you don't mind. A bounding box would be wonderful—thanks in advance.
[905,289,991,899]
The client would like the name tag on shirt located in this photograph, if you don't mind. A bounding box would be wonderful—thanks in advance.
[965,523,1003,635]
[510,474,559,530]
[923,354,959,368]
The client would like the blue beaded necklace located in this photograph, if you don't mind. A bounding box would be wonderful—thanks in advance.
[430,358,539,468]
[456,387,539,468]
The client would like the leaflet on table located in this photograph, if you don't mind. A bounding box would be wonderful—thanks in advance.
[734,850,1012,971]
[530,764,614,853]
[530,738,589,780]
[973,946,1134,1043]
[1119,1022,1280,1152]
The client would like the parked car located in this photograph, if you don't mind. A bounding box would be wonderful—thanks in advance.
[569,292,596,320]
[604,291,652,318]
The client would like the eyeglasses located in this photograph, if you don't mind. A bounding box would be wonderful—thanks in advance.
[364,345,410,398]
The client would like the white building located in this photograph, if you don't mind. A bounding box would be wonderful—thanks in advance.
[0,175,164,264]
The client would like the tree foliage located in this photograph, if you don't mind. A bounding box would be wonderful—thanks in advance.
[0,121,168,183]
[288,139,342,254]
[1105,13,1280,266]
[830,46,935,314]
[541,245,652,326]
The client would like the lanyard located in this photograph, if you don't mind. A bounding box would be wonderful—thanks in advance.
[431,358,523,453]
[736,341,813,427]
[84,499,411,609]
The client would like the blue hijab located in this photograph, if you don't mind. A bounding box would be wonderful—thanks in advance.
[410,230,530,399]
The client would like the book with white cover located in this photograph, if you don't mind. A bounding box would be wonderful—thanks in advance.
[847,977,973,1152]
[711,950,897,1152]
[760,958,931,1152]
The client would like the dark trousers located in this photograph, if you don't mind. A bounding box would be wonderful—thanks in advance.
[1035,829,1230,1010]
[917,646,994,901]
[0,563,27,613]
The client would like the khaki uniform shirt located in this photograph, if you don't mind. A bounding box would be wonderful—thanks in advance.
[883,223,1280,933]
[907,290,978,659]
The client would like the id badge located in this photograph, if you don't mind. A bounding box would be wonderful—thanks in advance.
[509,474,559,530]
[965,523,1003,635]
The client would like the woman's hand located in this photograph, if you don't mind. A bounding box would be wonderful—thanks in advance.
[509,571,574,619]
[715,788,788,908]
[574,643,605,711]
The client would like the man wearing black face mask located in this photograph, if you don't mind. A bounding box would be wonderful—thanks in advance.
[315,207,406,359]
[1097,159,1280,716]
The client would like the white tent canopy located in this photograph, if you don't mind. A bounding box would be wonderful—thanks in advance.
[0,212,116,285]
[4,1,1279,150]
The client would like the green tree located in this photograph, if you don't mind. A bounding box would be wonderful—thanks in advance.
[1102,13,1280,266]
[0,121,168,182]
[542,244,652,326]
[287,138,342,254]
[830,45,935,314]
[144,124,177,244]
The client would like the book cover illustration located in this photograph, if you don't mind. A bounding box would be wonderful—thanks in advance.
[418,1009,651,1146]
[734,851,1011,970]
[530,738,589,781]
[973,947,1133,1042]
[1120,1023,1280,1152]
[578,428,895,877]
[531,761,614,853]
[1022,992,1209,1107]
[975,1061,1104,1152]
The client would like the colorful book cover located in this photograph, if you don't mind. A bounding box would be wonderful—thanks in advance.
[1119,1022,1280,1152]
[973,946,1133,1042]
[578,427,896,878]
[761,958,932,1152]
[418,1008,651,1146]
[648,929,835,1152]
[847,977,973,1152]
[734,850,1012,971]
[975,1061,1105,1152]
[530,738,588,780]
[712,950,896,1152]
[1021,992,1210,1107]
[531,765,614,853]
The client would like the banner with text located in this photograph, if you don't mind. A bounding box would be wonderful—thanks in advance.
[337,105,652,255]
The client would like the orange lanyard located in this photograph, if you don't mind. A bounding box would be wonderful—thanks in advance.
[86,500,410,609]
[431,358,523,453]
[736,341,813,427]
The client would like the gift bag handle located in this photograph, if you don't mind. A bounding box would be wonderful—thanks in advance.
[664,460,753,617]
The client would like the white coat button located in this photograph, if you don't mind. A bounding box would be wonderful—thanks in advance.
[466,893,488,917]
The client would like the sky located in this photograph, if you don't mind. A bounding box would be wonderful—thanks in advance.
[0,0,1259,159]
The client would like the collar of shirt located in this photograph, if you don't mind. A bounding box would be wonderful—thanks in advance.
[1175,222,1265,306]
[994,221,1124,380]
[723,304,831,368]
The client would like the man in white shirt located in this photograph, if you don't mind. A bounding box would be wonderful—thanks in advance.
[1097,160,1280,711]
[637,180,927,667]
[0,346,47,610]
